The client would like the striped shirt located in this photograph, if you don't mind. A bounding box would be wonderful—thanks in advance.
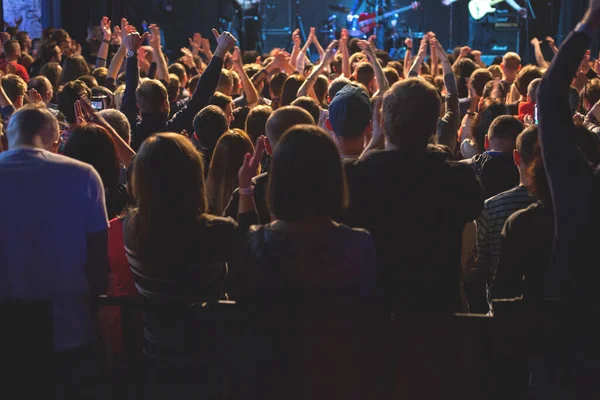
[476,185,535,286]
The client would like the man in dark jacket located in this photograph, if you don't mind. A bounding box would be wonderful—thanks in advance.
[345,78,484,312]
[461,115,523,200]
[121,29,236,151]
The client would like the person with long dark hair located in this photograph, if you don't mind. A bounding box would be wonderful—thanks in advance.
[123,132,263,396]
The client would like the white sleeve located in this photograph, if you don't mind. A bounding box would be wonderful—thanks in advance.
[505,0,523,12]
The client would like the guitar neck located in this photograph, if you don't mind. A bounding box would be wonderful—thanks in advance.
[360,5,414,26]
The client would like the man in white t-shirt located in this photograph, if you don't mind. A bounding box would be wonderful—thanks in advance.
[0,105,109,378]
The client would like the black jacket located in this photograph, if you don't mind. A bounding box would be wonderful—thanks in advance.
[464,151,519,200]
[121,54,223,151]
[344,149,484,312]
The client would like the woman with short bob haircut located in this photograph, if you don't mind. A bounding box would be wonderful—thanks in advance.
[241,125,377,300]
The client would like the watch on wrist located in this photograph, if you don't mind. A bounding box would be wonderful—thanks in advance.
[126,49,137,58]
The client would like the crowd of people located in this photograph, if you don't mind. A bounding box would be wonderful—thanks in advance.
[2,0,600,397]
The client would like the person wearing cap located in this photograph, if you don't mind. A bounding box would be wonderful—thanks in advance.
[326,84,372,162]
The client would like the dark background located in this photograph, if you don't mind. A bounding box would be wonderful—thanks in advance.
[2,0,588,63]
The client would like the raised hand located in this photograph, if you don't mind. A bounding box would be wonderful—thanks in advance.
[238,136,266,189]
[545,36,555,46]
[212,29,237,58]
[460,46,471,57]
[112,25,122,46]
[189,33,201,54]
[180,47,194,68]
[272,49,290,68]
[417,36,429,58]
[231,46,243,67]
[340,28,349,48]
[432,38,448,62]
[28,88,43,104]
[404,37,413,48]
[74,99,87,125]
[368,35,377,49]
[322,40,339,65]
[357,39,375,56]
[293,29,301,48]
[124,31,149,52]
[121,19,134,43]
[148,24,161,49]
[308,27,316,43]
[101,16,111,42]
[530,37,540,46]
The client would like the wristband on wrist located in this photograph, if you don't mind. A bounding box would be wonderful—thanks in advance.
[406,47,412,51]
[102,39,111,44]
[239,187,254,196]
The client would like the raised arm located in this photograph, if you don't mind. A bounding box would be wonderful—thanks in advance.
[232,46,260,108]
[297,40,338,98]
[309,27,325,62]
[530,37,549,69]
[121,30,148,149]
[166,29,236,134]
[251,50,289,89]
[149,24,169,83]
[537,4,599,250]
[106,19,134,91]
[199,35,213,63]
[434,38,460,151]
[290,29,301,69]
[408,35,429,77]
[546,36,559,55]
[358,39,389,94]
[340,28,351,78]
[96,16,111,68]
[403,37,413,78]
[452,46,471,69]
[429,32,439,77]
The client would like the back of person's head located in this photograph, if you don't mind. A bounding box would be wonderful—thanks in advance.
[280,74,306,107]
[98,109,131,144]
[168,63,187,86]
[2,74,27,107]
[40,42,61,63]
[328,76,352,100]
[527,78,542,104]
[515,124,538,167]
[383,67,400,86]
[502,52,521,70]
[28,76,53,103]
[217,69,233,96]
[135,79,168,114]
[487,64,503,79]
[356,62,375,88]
[269,71,288,99]
[4,40,20,57]
[470,68,494,97]
[209,92,233,113]
[50,29,69,48]
[60,55,91,84]
[188,75,200,95]
[348,38,361,55]
[92,67,108,87]
[40,62,62,93]
[454,58,477,98]
[16,31,30,49]
[328,84,371,140]
[387,60,404,79]
[193,105,228,150]
[114,85,125,109]
[568,86,580,116]
[206,129,255,215]
[167,74,180,103]
[127,133,208,258]
[269,125,347,221]
[515,65,543,98]
[314,75,329,105]
[265,105,315,150]
[6,104,58,150]
[78,74,98,89]
[57,80,92,124]
[487,115,523,150]
[584,78,600,110]
[527,142,550,204]
[291,96,321,125]
[482,80,507,102]
[246,105,272,142]
[473,100,508,153]
[383,78,441,151]
[63,124,120,193]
